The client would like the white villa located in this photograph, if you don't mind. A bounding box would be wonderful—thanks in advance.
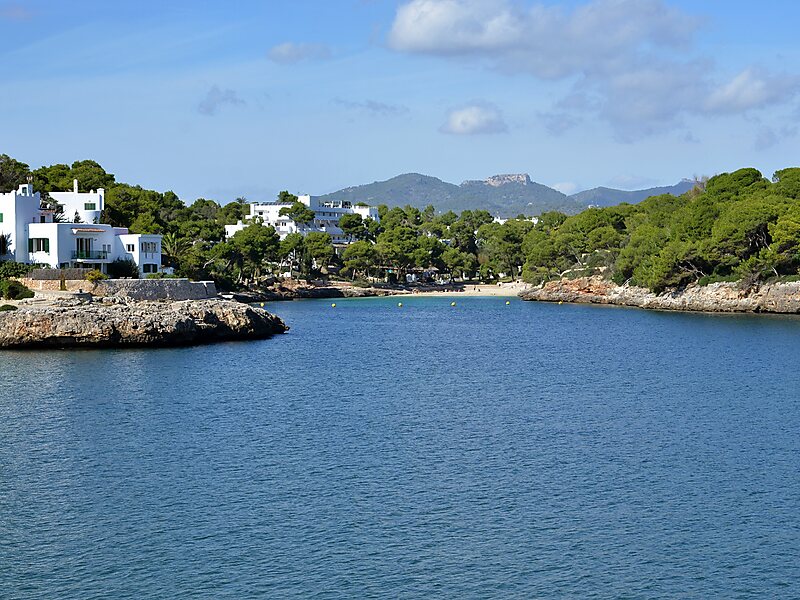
[225,194,380,244]
[0,181,162,276]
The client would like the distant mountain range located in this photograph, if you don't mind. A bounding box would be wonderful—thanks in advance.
[570,180,696,208]
[317,173,696,217]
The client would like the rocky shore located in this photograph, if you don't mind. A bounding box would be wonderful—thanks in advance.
[0,299,288,349]
[519,276,800,314]
[228,280,412,302]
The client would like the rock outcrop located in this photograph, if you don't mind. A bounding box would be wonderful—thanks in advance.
[0,299,288,349]
[519,276,800,314]
[233,280,409,302]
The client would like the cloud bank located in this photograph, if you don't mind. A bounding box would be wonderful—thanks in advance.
[389,0,800,140]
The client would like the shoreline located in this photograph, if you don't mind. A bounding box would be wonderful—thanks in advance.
[231,281,528,301]
[404,284,524,297]
[520,276,800,315]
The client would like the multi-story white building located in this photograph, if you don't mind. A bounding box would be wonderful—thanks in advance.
[49,179,104,224]
[225,194,380,244]
[0,182,162,277]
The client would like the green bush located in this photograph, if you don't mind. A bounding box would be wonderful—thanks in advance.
[0,261,34,279]
[107,258,139,279]
[0,279,34,300]
[84,269,109,284]
[0,304,18,311]
[145,272,180,279]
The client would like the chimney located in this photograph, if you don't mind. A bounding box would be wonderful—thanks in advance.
[73,179,79,193]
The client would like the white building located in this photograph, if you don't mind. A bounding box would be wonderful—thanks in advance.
[49,179,104,224]
[0,183,161,277]
[225,194,380,244]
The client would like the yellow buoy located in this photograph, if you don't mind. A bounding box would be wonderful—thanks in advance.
[558,301,563,305]
[506,301,510,305]
[331,303,336,308]
[398,302,403,307]
[451,301,456,307]
[260,302,265,308]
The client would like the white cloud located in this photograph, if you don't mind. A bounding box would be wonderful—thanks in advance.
[198,86,245,116]
[389,0,699,79]
[706,68,800,113]
[389,0,800,140]
[267,42,331,65]
[440,103,507,134]
[552,182,578,195]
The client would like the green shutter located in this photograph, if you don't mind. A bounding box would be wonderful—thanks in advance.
[0,213,4,223]
[28,239,33,253]
[44,239,50,253]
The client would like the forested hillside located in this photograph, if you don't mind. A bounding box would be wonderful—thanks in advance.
[2,154,798,293]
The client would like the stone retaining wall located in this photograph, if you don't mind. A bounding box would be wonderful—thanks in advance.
[21,278,217,301]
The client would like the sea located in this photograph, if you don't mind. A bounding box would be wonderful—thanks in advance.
[2,296,799,598]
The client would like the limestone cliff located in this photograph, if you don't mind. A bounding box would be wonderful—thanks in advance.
[519,276,800,314]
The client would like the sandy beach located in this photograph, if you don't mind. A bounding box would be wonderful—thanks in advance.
[408,283,529,297]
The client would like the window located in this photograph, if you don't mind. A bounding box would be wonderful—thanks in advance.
[84,203,96,211]
[141,242,158,253]
[0,213,3,223]
[28,238,50,253]
[126,244,134,252]
[143,263,158,273]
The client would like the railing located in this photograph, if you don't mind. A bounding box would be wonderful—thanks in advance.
[72,250,109,260]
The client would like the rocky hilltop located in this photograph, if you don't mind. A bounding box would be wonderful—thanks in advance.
[519,276,800,314]
[0,299,288,349]
[318,172,578,216]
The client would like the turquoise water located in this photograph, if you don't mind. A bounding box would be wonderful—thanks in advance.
[2,297,799,598]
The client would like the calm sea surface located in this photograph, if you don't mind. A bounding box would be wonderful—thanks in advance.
[1,297,799,599]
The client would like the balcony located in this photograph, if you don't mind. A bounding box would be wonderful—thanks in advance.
[72,250,109,260]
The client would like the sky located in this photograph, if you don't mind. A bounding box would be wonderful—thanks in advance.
[1,0,799,202]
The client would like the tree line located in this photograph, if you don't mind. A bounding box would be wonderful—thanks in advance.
[2,154,800,292]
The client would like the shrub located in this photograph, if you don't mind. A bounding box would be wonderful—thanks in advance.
[0,261,34,279]
[0,304,17,311]
[145,272,180,279]
[0,279,34,300]
[107,258,139,279]
[84,269,109,284]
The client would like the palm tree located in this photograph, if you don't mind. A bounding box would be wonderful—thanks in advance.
[0,233,11,256]
[161,232,190,269]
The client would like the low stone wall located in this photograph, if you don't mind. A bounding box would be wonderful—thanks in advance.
[21,277,217,301]
[519,276,800,314]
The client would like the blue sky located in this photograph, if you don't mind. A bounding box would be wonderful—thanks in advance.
[1,0,799,202]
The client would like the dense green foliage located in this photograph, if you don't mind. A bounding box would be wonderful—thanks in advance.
[0,279,34,300]
[520,168,800,291]
[107,258,140,279]
[5,154,800,292]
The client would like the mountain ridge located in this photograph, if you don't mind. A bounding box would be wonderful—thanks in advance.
[317,173,694,217]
